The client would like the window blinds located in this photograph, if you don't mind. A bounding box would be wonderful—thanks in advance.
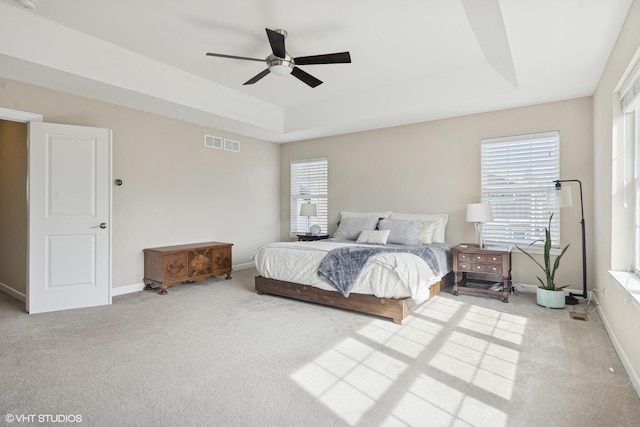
[620,59,640,113]
[290,158,328,235]
[481,131,560,247]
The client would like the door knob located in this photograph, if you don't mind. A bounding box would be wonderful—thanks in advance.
[92,223,107,229]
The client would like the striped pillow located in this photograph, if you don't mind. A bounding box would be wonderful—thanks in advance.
[378,219,421,245]
[334,216,379,240]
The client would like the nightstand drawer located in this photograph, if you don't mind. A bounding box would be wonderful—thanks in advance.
[460,252,503,264]
[458,262,486,272]
[470,254,488,263]
[458,262,500,273]
[486,254,502,264]
[485,264,502,274]
[457,262,471,271]
[458,253,473,262]
[471,263,488,272]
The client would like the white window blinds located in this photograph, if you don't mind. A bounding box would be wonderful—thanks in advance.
[619,59,640,272]
[290,158,328,236]
[621,59,640,113]
[481,131,560,247]
[634,109,640,274]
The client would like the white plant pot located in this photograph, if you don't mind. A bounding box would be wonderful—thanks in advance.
[536,287,566,309]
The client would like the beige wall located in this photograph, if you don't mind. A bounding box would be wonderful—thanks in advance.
[0,120,27,294]
[0,78,280,291]
[280,97,594,293]
[593,0,640,392]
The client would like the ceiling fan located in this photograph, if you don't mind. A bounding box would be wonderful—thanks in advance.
[206,28,351,88]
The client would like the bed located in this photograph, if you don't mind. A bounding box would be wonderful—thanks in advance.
[252,211,453,324]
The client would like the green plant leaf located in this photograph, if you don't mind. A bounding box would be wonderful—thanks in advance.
[517,213,569,291]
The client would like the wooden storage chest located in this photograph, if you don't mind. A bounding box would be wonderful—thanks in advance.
[143,241,232,294]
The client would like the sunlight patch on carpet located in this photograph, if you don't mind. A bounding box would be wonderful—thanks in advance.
[290,299,525,426]
[459,306,526,345]
[290,337,409,426]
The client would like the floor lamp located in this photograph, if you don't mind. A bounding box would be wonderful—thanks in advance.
[554,179,587,305]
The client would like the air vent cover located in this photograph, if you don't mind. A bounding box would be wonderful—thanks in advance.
[204,135,223,149]
[224,139,240,153]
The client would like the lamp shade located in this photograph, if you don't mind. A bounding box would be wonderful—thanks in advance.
[556,186,573,208]
[466,203,493,223]
[300,203,317,217]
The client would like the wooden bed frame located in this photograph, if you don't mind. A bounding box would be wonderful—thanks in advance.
[255,272,453,324]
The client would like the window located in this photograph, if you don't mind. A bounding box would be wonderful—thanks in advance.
[634,108,640,274]
[620,58,640,273]
[290,158,328,236]
[481,131,560,247]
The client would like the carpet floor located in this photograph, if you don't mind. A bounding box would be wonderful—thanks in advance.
[1,267,639,427]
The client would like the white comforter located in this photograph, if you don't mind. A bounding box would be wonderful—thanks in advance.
[252,240,443,303]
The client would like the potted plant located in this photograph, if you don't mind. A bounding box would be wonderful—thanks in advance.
[517,214,570,308]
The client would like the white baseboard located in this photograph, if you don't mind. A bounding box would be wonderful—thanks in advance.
[233,261,255,271]
[111,261,256,297]
[0,281,26,302]
[111,281,146,297]
[594,294,640,399]
[511,282,588,297]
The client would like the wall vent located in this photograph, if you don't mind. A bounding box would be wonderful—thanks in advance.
[224,138,240,153]
[204,135,223,149]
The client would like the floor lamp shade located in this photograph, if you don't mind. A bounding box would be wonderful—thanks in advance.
[553,185,573,208]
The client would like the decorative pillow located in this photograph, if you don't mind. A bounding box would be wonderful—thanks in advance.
[378,219,421,245]
[388,213,448,243]
[334,216,379,240]
[418,221,439,244]
[339,211,391,221]
[356,229,390,245]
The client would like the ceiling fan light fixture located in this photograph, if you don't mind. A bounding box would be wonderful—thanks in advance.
[270,63,293,76]
[267,55,294,76]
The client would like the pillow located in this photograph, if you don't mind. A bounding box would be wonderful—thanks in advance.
[356,229,390,245]
[334,216,379,240]
[378,219,421,245]
[418,220,439,244]
[339,211,391,221]
[388,213,448,243]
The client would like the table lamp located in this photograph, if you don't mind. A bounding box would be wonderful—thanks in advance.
[466,203,493,248]
[299,203,317,234]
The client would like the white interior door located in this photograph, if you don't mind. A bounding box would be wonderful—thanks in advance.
[28,121,112,314]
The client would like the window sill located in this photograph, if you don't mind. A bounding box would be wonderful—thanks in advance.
[608,270,640,309]
[502,245,564,256]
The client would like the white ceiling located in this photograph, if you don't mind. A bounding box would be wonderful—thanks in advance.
[0,0,633,142]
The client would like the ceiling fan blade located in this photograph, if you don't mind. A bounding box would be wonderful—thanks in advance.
[291,67,322,88]
[243,69,271,85]
[294,52,351,65]
[266,28,286,58]
[206,52,265,63]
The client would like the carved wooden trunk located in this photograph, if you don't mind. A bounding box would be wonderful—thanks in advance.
[143,241,232,294]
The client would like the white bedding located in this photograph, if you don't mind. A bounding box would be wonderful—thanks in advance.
[252,240,445,304]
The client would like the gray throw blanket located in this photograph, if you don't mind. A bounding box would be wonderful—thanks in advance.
[317,245,443,297]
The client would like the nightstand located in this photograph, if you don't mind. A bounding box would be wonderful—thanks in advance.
[297,234,330,241]
[452,244,513,303]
